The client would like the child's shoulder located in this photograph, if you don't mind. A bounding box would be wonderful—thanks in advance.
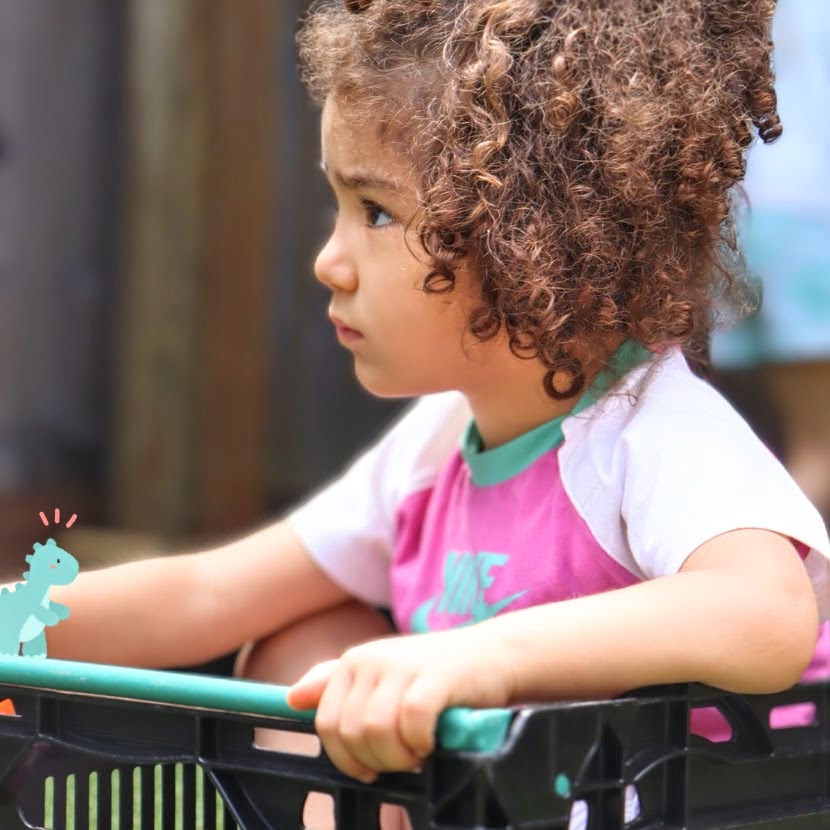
[564,347,756,454]
[383,391,471,460]
[359,391,471,499]
[558,345,808,526]
[560,348,830,587]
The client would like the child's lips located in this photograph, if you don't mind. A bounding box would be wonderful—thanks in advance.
[330,314,363,341]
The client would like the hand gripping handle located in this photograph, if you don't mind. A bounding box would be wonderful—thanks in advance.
[0,656,512,752]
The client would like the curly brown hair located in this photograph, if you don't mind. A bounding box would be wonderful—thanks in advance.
[297,0,780,398]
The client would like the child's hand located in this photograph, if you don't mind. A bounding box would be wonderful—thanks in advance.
[285,628,513,783]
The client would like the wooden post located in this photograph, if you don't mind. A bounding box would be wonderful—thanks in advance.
[195,3,274,536]
[113,0,274,538]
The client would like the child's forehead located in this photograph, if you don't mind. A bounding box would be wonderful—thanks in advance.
[320,98,417,189]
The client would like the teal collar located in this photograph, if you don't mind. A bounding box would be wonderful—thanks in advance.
[461,340,651,486]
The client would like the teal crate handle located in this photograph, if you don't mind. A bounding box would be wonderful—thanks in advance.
[0,656,511,753]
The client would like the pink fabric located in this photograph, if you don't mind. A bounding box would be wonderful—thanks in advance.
[391,448,639,633]
[690,622,829,742]
[803,620,830,680]
[389,443,829,740]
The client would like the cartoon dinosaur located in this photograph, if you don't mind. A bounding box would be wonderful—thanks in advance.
[0,539,79,658]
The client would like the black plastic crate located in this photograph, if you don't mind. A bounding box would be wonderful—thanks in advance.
[0,658,826,829]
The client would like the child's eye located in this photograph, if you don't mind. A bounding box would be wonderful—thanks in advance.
[361,198,395,229]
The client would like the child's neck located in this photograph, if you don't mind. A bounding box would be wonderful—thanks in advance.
[463,363,586,451]
[460,335,630,451]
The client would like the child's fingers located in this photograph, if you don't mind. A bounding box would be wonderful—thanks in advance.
[286,659,339,711]
[336,668,389,772]
[315,664,378,783]
[360,675,425,772]
[397,675,446,759]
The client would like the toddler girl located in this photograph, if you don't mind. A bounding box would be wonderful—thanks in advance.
[46,1,830,827]
[283,0,830,804]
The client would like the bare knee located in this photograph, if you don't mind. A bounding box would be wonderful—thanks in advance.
[234,599,395,684]
[234,600,398,830]
[234,600,395,758]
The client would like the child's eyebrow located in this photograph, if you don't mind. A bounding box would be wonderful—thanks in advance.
[319,159,404,196]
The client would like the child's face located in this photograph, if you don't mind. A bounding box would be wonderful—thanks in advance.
[315,98,490,398]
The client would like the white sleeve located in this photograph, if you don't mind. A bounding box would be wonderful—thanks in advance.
[287,392,470,606]
[561,351,830,619]
[616,361,830,619]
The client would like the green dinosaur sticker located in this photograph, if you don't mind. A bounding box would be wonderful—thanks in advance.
[0,539,79,658]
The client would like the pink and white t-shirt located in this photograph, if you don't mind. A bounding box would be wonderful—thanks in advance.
[289,344,830,661]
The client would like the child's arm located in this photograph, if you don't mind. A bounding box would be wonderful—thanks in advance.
[490,528,818,700]
[43,519,351,667]
[287,528,819,782]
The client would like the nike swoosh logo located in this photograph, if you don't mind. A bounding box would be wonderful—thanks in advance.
[471,589,527,622]
[410,589,528,632]
[410,597,436,634]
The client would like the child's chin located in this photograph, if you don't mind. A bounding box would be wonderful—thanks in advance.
[354,365,425,399]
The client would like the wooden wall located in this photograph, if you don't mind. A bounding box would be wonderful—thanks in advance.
[113,0,277,537]
[0,0,122,569]
[0,0,405,558]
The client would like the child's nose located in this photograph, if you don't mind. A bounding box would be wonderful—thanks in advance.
[314,232,358,293]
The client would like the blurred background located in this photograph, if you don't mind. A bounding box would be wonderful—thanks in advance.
[0,0,827,580]
[710,0,830,530]
[0,0,406,577]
